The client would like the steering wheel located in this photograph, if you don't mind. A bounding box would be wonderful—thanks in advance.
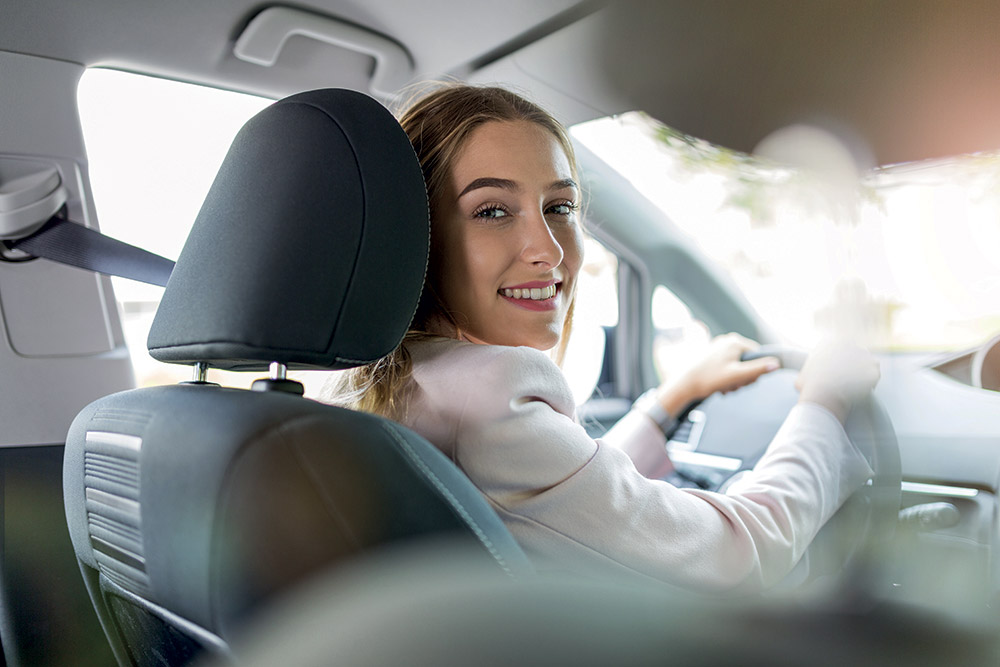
[686,345,901,596]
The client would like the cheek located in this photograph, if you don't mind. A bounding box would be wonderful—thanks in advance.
[461,234,494,281]
[559,226,585,282]
[459,228,511,291]
[429,216,464,295]
[431,218,491,303]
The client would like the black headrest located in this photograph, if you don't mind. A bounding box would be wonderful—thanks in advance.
[147,89,428,371]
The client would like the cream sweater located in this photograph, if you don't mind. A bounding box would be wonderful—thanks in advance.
[393,337,873,592]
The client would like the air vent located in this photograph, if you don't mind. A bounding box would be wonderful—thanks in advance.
[667,409,742,478]
[667,409,706,451]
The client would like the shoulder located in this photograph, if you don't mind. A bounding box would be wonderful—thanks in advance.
[403,337,594,492]
[406,337,575,418]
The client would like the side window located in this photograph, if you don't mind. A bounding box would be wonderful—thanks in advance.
[77,69,277,390]
[563,236,619,405]
[652,284,709,383]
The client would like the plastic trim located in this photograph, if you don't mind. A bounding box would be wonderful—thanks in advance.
[234,6,413,98]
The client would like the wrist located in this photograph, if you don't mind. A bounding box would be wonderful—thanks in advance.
[797,387,849,424]
[634,389,678,437]
[656,377,700,418]
[635,382,696,437]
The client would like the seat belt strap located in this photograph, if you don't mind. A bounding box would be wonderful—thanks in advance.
[6,215,175,287]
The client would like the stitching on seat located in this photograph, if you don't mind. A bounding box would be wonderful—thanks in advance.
[379,421,514,578]
[294,96,432,340]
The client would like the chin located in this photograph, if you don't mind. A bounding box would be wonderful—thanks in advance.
[514,332,561,352]
[471,322,563,351]
[481,333,559,351]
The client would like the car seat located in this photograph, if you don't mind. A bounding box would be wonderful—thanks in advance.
[62,88,531,667]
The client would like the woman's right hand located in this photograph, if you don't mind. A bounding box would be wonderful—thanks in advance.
[796,341,881,424]
[652,333,780,419]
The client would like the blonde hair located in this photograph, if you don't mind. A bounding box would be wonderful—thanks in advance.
[322,83,580,417]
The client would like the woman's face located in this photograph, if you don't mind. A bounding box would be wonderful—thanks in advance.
[431,120,583,351]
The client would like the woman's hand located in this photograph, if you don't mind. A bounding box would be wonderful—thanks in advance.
[679,333,782,399]
[796,341,881,424]
[653,333,780,417]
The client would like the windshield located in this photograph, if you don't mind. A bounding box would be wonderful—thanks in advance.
[573,112,1000,353]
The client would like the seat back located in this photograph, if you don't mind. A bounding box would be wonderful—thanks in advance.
[63,89,531,667]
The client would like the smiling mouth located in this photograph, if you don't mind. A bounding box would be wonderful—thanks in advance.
[499,284,557,301]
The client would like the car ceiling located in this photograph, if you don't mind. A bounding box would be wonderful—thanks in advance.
[6,0,1000,167]
[2,0,594,101]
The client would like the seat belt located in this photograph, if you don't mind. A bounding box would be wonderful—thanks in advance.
[4,214,175,287]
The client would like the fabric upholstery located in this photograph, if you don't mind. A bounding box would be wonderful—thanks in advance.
[146,88,429,371]
[64,385,531,641]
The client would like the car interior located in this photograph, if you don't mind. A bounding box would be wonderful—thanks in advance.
[3,1,1000,665]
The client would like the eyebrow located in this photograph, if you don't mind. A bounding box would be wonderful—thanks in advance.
[458,177,518,198]
[457,177,579,199]
[549,178,578,192]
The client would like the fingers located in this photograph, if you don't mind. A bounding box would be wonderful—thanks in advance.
[715,331,758,352]
[720,355,781,392]
[796,341,881,423]
[691,333,775,396]
[676,333,773,399]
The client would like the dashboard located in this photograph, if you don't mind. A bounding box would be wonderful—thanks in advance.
[656,345,1000,611]
[930,334,1000,393]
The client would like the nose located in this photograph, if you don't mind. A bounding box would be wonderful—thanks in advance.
[520,210,564,267]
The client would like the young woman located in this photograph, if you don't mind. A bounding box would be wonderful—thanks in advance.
[322,84,878,592]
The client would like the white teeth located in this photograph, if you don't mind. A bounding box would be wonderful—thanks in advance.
[501,285,557,300]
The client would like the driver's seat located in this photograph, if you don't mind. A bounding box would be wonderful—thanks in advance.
[62,89,531,667]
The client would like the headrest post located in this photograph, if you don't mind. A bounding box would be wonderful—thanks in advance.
[193,362,209,383]
[252,362,303,395]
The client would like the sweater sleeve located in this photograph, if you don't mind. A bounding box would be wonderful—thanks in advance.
[407,341,873,592]
[601,407,675,479]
